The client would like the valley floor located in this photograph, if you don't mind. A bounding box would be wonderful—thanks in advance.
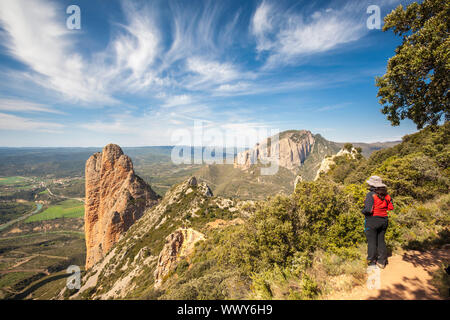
[326,248,449,300]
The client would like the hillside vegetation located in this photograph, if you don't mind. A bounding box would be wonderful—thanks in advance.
[195,164,296,200]
[69,123,449,300]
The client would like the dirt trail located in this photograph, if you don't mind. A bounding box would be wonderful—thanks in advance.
[328,248,449,300]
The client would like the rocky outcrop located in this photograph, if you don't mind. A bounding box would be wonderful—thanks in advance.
[154,228,205,288]
[314,147,359,180]
[234,130,315,171]
[294,175,303,190]
[69,176,247,299]
[84,144,159,269]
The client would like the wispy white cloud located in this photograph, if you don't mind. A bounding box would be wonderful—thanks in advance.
[315,103,350,112]
[162,94,194,108]
[215,82,252,94]
[185,57,251,88]
[80,108,274,148]
[0,99,65,114]
[0,0,411,147]
[252,1,368,68]
[0,112,64,132]
[0,0,115,104]
[0,0,375,107]
[251,1,275,52]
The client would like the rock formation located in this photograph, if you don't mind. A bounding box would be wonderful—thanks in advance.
[294,175,303,190]
[154,228,205,288]
[84,144,159,269]
[234,130,315,171]
[314,147,359,180]
[66,175,250,299]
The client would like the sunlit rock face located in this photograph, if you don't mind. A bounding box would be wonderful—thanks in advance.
[235,130,315,171]
[84,144,159,269]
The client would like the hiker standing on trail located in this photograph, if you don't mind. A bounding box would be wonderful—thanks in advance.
[362,176,394,269]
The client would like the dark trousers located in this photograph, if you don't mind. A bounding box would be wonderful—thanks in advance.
[364,216,388,265]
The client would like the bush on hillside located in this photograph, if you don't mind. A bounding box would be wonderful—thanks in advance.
[373,153,449,202]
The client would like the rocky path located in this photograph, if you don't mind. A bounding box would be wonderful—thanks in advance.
[327,248,449,300]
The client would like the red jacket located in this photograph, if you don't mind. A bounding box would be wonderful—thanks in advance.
[362,192,394,217]
[372,194,393,217]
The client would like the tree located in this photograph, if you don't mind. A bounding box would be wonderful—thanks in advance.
[343,143,353,151]
[376,0,449,129]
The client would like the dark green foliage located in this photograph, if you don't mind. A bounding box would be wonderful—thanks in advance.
[343,143,353,151]
[162,271,233,300]
[327,154,360,184]
[326,210,365,251]
[217,182,353,275]
[376,0,449,128]
[0,201,34,224]
[244,195,300,271]
[322,123,449,203]
[293,182,348,239]
[373,153,448,201]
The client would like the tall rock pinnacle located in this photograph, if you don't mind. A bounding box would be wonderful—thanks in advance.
[84,144,159,269]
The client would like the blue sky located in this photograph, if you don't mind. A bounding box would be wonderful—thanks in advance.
[0,0,418,147]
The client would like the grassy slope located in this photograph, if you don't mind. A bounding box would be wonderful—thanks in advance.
[25,200,84,223]
[0,176,28,186]
[195,164,296,200]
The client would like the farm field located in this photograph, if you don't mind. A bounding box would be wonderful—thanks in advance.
[0,232,86,299]
[25,200,84,223]
[0,176,29,186]
[0,201,35,225]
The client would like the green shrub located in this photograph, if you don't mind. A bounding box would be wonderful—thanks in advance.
[343,184,367,209]
[242,195,299,271]
[374,153,449,201]
[293,181,350,250]
[326,210,365,252]
[390,194,450,250]
[300,274,320,300]
[175,260,190,276]
[163,272,230,300]
[431,264,450,299]
[250,270,275,299]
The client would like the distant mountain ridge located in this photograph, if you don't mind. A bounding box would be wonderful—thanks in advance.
[233,129,400,175]
[0,134,399,200]
[197,130,400,198]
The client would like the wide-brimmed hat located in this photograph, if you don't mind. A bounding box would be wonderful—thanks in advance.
[366,175,386,188]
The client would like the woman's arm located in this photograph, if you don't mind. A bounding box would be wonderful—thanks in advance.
[387,196,394,211]
[361,192,374,216]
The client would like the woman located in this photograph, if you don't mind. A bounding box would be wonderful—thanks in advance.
[361,175,394,269]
